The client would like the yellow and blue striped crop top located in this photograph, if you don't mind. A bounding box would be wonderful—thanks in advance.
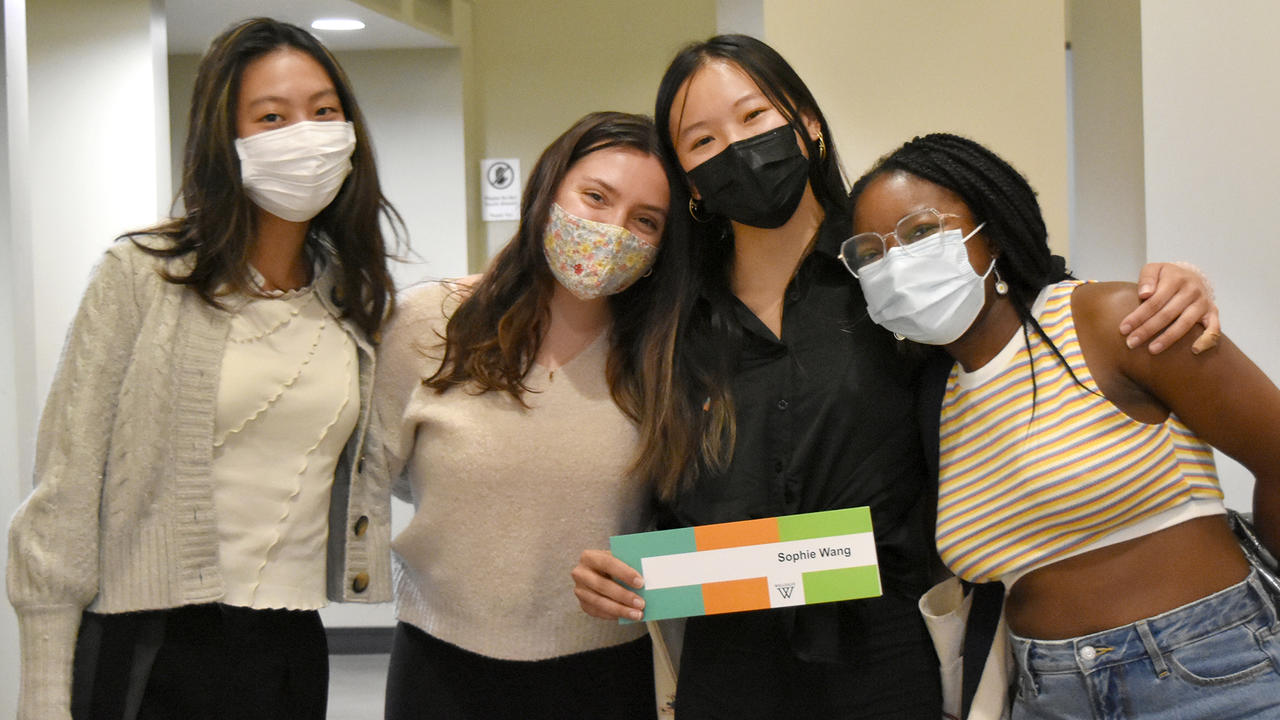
[935,281,1222,585]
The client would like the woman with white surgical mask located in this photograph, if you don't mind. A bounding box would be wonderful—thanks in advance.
[847,132,1280,720]
[7,18,402,720]
[372,111,701,720]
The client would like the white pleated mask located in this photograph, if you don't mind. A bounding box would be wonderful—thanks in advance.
[857,224,992,345]
[236,121,355,222]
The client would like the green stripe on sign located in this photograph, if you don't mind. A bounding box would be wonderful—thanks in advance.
[777,506,872,541]
[802,565,882,604]
[641,585,706,622]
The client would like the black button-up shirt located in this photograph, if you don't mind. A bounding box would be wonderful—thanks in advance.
[660,219,935,663]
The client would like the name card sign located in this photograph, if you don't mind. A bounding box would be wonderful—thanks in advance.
[610,507,881,623]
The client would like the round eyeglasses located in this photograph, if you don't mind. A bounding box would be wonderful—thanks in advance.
[839,208,961,278]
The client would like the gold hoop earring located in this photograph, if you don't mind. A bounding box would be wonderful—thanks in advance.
[816,131,827,162]
[689,197,711,223]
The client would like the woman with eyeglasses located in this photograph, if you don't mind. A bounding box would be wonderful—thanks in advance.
[8,18,400,720]
[572,34,1221,719]
[845,132,1280,719]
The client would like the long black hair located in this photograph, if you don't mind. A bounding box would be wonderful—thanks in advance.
[128,17,402,338]
[652,34,852,489]
[655,34,848,289]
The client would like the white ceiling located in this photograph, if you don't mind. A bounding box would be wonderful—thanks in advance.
[164,0,452,55]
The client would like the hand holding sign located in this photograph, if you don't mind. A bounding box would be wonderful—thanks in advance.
[608,507,880,623]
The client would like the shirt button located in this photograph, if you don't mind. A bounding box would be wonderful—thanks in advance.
[352,572,370,593]
[353,516,369,537]
[777,399,789,410]
[1079,645,1097,661]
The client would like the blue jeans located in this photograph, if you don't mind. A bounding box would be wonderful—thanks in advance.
[1010,571,1280,720]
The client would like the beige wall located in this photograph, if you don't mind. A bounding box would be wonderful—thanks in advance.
[762,0,1071,257]
[466,0,717,266]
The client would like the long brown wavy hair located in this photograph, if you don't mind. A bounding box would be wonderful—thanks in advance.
[425,111,725,500]
[128,17,401,338]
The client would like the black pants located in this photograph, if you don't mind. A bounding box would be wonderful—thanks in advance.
[71,604,328,720]
[674,603,942,719]
[384,622,655,720]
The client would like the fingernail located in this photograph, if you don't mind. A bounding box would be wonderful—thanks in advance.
[633,575,644,588]
[630,609,643,621]
[1191,347,1201,355]
[1119,323,1132,335]
[1139,284,1153,295]
[1149,342,1163,353]
[632,597,645,609]
[1125,335,1139,349]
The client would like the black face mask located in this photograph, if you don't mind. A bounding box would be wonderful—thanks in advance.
[687,124,811,229]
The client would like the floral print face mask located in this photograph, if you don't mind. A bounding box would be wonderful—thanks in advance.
[542,203,660,300]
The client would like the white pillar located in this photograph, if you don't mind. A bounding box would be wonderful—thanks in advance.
[1140,0,1280,509]
[3,1,168,709]
[2,1,28,714]
[25,0,170,402]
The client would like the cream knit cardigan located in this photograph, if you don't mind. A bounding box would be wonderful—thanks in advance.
[6,239,392,720]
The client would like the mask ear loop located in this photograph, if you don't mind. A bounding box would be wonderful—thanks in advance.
[966,222,1004,294]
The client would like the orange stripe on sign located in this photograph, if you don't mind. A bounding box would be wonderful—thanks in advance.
[702,577,769,615]
[694,517,779,551]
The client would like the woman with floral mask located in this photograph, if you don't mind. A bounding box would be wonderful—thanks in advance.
[7,18,401,720]
[373,111,700,720]
[846,132,1280,719]
[572,34,1221,719]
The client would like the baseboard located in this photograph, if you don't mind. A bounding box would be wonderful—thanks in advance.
[327,625,394,655]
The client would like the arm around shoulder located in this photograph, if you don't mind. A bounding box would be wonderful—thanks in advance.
[369,281,465,502]
[1075,280,1280,556]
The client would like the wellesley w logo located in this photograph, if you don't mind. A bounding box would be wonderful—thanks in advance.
[774,582,796,599]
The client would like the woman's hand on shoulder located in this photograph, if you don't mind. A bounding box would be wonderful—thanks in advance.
[1121,262,1220,355]
[571,549,646,622]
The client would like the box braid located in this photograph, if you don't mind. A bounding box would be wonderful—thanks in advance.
[849,133,1094,411]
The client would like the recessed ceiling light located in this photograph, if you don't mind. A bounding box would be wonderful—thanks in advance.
[311,18,366,31]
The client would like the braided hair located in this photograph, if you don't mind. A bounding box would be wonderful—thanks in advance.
[849,133,1086,405]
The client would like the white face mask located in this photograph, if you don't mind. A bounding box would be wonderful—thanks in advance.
[235,121,356,222]
[857,223,992,345]
[543,203,659,301]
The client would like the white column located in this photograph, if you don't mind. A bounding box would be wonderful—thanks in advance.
[3,0,167,709]
[1140,0,1280,508]
[25,0,169,402]
[2,1,28,714]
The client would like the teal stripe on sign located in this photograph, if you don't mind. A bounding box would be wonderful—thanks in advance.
[777,506,872,541]
[610,526,696,576]
[802,565,882,604]
[640,585,705,622]
[610,527,697,624]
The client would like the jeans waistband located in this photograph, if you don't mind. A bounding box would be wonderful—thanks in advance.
[1009,570,1277,675]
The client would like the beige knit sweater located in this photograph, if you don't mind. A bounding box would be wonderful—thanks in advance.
[6,240,392,720]
[371,282,651,660]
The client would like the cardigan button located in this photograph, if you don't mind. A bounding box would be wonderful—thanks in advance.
[352,572,370,593]
[353,515,369,537]
[356,455,366,474]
